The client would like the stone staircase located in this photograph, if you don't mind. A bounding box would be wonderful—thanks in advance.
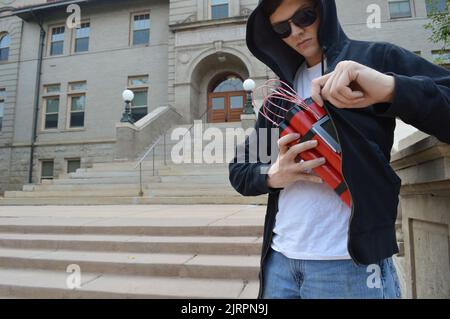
[0,123,267,206]
[0,205,264,298]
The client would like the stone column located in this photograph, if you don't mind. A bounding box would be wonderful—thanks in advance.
[240,113,256,130]
[391,134,450,299]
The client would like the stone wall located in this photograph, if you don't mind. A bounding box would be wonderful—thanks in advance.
[392,134,450,299]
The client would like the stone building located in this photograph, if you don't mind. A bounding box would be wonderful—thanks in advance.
[0,0,448,193]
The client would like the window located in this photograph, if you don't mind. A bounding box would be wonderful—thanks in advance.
[74,22,90,53]
[230,96,244,109]
[44,97,59,129]
[132,13,150,45]
[68,95,86,128]
[68,81,87,128]
[128,75,149,122]
[69,81,87,91]
[50,26,65,56]
[129,76,148,86]
[0,33,10,61]
[45,84,60,93]
[388,0,412,19]
[426,0,448,15]
[42,84,60,130]
[67,158,81,173]
[41,160,54,181]
[212,76,244,93]
[210,0,229,20]
[0,88,5,132]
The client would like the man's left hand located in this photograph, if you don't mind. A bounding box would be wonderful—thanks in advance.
[311,60,395,109]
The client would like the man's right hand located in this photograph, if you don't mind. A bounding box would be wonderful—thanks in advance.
[266,133,326,189]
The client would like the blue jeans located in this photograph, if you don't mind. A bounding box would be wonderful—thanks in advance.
[262,247,402,299]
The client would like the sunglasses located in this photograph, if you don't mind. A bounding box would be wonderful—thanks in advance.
[271,4,319,39]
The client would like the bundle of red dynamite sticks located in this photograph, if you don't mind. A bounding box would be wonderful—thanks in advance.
[254,79,351,207]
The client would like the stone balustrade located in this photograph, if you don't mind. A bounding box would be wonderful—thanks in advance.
[391,132,450,299]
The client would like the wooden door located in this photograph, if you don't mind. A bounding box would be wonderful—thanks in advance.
[207,91,246,123]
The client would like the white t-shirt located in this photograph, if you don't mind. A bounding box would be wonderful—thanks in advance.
[271,60,352,260]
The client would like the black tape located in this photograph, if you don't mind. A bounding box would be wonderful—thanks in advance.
[334,181,347,196]
[286,105,301,122]
[299,129,315,143]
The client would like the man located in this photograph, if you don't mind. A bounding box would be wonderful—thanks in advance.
[229,0,450,299]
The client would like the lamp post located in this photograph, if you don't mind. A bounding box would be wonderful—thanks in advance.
[121,89,135,124]
[242,79,256,115]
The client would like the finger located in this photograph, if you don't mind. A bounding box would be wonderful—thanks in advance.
[321,71,338,104]
[330,91,360,108]
[294,173,323,184]
[330,68,346,98]
[299,157,326,171]
[333,70,364,101]
[311,73,331,107]
[329,74,360,107]
[326,93,353,109]
[329,95,367,109]
[340,86,364,101]
[285,140,318,161]
[278,133,301,155]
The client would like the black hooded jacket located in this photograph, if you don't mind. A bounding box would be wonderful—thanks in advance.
[229,0,450,298]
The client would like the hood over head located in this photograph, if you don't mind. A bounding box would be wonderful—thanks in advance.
[246,0,349,84]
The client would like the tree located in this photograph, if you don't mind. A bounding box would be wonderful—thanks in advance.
[424,0,450,65]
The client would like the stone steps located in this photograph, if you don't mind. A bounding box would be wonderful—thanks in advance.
[0,233,262,255]
[0,224,263,237]
[6,188,241,198]
[0,120,259,206]
[159,175,231,183]
[23,183,147,191]
[146,188,241,197]
[52,176,162,185]
[0,205,263,298]
[0,195,267,206]
[5,190,144,198]
[0,248,260,280]
[0,268,257,299]
[22,182,232,192]
[87,164,229,173]
[9,189,243,198]
[69,169,229,178]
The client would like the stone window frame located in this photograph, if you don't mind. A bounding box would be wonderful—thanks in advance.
[129,10,151,47]
[47,23,66,57]
[40,159,55,182]
[388,0,414,19]
[0,32,10,62]
[42,96,60,131]
[66,81,87,130]
[197,0,240,21]
[70,20,91,54]
[66,157,81,174]
[127,75,149,122]
[41,84,61,132]
[209,0,229,20]
[0,88,5,133]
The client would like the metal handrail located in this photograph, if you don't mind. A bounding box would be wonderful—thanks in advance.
[132,106,183,197]
[133,132,168,197]
[134,136,163,170]
[134,106,183,168]
[183,108,211,138]
[133,107,211,197]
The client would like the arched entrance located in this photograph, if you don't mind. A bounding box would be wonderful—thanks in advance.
[207,73,246,123]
